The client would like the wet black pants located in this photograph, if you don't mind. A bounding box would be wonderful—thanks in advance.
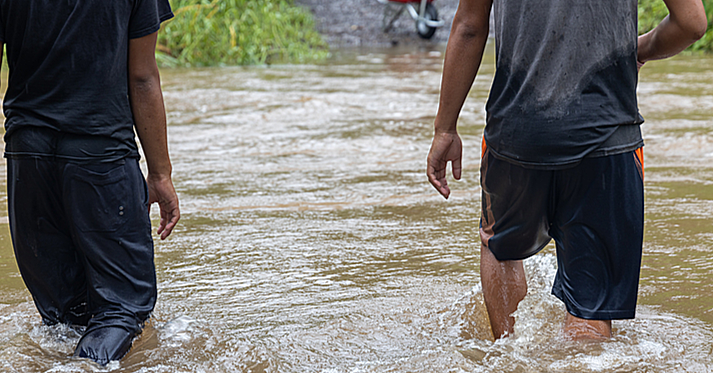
[7,157,156,363]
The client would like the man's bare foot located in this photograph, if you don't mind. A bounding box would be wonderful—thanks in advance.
[563,313,612,341]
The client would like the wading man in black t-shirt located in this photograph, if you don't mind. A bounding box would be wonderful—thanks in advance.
[0,0,180,364]
[427,0,707,339]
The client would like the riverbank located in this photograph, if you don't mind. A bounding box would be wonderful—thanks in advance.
[157,0,329,66]
[295,0,459,47]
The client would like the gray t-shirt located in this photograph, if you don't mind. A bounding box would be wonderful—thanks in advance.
[484,0,644,169]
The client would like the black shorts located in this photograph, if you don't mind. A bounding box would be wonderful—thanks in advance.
[479,147,644,320]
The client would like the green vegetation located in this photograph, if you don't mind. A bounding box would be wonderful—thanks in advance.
[638,0,713,52]
[157,0,329,67]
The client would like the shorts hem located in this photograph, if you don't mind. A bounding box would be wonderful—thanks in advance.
[553,291,636,320]
[565,308,636,320]
[481,229,550,261]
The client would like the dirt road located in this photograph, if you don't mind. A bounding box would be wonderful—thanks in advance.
[295,0,459,47]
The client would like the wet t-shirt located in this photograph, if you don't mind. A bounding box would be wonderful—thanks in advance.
[485,0,644,169]
[0,0,173,162]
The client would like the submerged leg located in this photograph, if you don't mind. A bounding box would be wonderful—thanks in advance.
[73,326,136,365]
[7,158,90,326]
[62,160,156,365]
[550,152,644,342]
[479,244,527,339]
[563,313,611,340]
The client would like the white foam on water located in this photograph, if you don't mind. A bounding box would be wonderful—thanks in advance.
[455,252,713,373]
[159,315,202,348]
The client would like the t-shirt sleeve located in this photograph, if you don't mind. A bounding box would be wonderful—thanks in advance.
[128,0,174,39]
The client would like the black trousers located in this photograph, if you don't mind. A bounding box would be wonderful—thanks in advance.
[7,157,156,336]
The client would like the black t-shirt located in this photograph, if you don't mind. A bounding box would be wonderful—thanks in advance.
[485,0,644,169]
[0,0,173,162]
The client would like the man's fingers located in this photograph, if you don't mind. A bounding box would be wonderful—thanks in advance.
[428,175,450,198]
[427,172,450,199]
[158,208,180,240]
[437,183,450,199]
[146,177,180,240]
[427,132,462,198]
[427,161,443,185]
[159,221,172,240]
[427,161,455,199]
[427,169,440,188]
[157,214,167,235]
[452,158,462,180]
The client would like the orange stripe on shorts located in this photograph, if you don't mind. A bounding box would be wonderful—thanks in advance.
[634,147,644,180]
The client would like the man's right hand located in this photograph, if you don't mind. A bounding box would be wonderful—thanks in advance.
[426,0,491,199]
[427,131,463,199]
[147,173,180,240]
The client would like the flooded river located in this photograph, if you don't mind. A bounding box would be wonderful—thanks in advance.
[0,43,712,372]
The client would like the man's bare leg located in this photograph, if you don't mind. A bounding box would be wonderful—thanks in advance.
[480,244,527,339]
[563,313,612,341]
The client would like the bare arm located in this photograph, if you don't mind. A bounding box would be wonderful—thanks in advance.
[638,0,708,64]
[128,31,180,240]
[434,0,492,133]
[427,0,492,199]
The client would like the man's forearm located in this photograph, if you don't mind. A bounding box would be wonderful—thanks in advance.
[638,0,707,63]
[434,1,491,134]
[130,77,172,179]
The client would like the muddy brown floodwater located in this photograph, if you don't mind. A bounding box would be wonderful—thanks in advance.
[0,43,712,372]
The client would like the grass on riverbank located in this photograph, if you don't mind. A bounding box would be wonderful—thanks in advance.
[638,0,713,52]
[157,0,329,67]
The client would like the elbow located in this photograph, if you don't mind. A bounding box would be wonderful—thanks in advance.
[449,2,491,41]
[690,17,709,41]
[128,62,161,93]
[129,72,160,94]
[452,19,489,41]
[677,10,709,42]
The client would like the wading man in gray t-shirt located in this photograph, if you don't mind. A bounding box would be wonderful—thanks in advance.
[427,0,707,339]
